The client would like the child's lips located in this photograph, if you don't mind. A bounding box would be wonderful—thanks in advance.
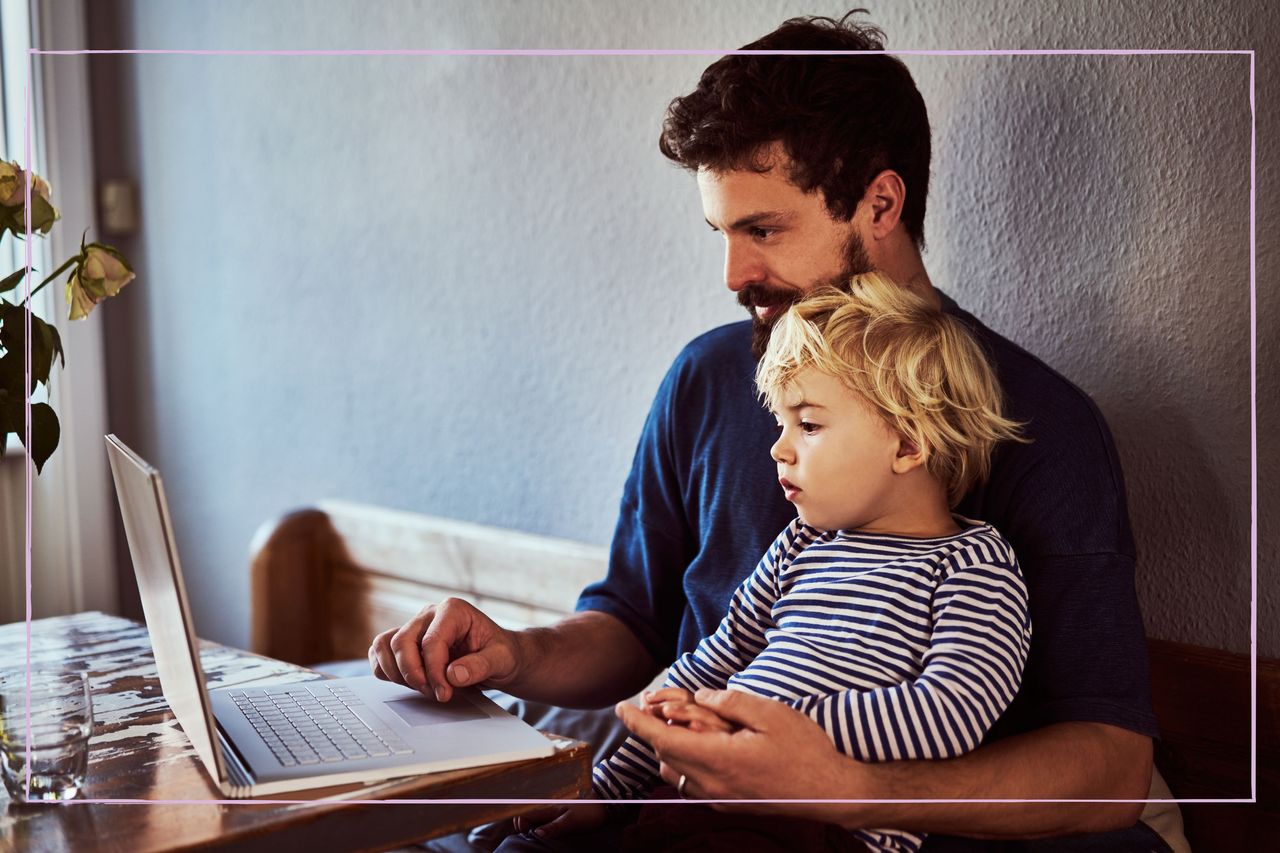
[779,478,801,500]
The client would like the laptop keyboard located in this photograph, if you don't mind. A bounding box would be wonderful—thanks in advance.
[228,683,414,767]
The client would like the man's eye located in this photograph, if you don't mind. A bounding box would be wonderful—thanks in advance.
[749,227,774,240]
[800,421,820,435]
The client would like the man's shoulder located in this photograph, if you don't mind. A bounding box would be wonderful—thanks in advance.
[942,294,1113,437]
[659,320,756,396]
[674,320,753,365]
[942,290,1134,557]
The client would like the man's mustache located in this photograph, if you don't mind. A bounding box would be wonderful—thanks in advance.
[737,283,800,313]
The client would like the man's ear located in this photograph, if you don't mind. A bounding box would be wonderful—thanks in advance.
[862,169,906,239]
[891,434,928,475]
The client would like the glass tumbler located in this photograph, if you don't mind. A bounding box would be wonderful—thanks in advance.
[0,669,95,801]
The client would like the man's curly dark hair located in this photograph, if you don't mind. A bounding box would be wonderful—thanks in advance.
[659,10,931,248]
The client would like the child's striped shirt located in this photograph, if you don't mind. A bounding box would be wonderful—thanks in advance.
[592,516,1031,853]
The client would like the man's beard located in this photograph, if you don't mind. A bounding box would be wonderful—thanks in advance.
[740,229,873,360]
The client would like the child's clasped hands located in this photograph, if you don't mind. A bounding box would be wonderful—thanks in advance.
[511,688,735,839]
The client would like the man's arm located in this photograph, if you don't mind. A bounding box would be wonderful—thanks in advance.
[370,600,657,709]
[511,610,659,707]
[617,689,1152,837]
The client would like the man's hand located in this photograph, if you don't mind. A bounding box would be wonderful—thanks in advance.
[620,687,1154,838]
[368,597,522,703]
[616,687,852,809]
[512,803,607,839]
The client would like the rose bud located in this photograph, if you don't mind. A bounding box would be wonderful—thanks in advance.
[65,243,135,321]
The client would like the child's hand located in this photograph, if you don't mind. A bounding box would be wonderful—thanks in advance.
[642,687,696,719]
[643,687,737,733]
[511,802,607,839]
[660,698,737,733]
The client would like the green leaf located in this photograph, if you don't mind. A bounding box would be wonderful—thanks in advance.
[0,303,35,396]
[0,299,22,351]
[29,312,57,388]
[47,321,63,369]
[26,402,59,473]
[0,350,29,397]
[0,394,21,443]
[0,301,61,390]
[2,398,60,474]
[0,268,26,296]
[0,389,8,459]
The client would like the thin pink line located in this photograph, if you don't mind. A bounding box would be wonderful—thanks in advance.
[22,51,33,803]
[27,48,1253,57]
[1249,49,1258,803]
[17,45,1257,811]
[50,797,1256,806]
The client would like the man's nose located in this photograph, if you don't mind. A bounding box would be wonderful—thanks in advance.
[724,239,764,293]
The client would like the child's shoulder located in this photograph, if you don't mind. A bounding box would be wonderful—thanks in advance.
[942,517,1022,575]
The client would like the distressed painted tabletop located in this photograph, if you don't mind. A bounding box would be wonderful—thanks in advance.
[0,612,589,853]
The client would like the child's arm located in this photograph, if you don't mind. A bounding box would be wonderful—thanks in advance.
[664,517,806,694]
[591,519,807,799]
[793,549,1031,763]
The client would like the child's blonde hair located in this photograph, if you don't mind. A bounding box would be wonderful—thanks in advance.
[756,273,1025,506]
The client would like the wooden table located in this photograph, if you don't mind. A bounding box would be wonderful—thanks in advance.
[0,612,590,853]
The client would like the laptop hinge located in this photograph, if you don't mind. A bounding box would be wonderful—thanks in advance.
[217,725,256,798]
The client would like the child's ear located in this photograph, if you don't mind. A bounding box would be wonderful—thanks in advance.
[892,434,928,474]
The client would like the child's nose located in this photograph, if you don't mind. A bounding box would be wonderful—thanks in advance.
[770,434,793,464]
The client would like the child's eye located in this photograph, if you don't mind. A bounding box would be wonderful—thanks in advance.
[800,421,820,435]
[773,421,784,433]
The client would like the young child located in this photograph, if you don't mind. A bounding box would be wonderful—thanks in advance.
[516,273,1030,853]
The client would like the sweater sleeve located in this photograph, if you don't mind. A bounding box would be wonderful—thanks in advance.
[793,543,1031,762]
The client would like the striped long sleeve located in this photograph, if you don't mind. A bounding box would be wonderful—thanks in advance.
[591,519,806,799]
[791,554,1030,761]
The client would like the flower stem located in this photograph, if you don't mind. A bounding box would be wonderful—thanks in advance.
[25,255,79,300]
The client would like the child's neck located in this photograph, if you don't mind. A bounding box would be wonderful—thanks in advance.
[857,477,962,539]
[858,507,961,539]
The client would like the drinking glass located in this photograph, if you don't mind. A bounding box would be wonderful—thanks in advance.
[0,669,94,801]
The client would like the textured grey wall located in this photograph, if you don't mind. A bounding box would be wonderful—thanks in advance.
[81,0,1275,657]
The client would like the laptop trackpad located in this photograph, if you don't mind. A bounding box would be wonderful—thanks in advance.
[383,695,489,726]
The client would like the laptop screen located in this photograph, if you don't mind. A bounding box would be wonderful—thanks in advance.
[105,434,226,786]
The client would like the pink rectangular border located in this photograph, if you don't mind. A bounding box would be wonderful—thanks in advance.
[17,47,1257,809]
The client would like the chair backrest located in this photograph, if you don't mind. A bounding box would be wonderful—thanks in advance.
[249,500,607,665]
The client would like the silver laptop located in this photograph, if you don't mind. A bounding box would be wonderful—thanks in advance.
[105,434,555,798]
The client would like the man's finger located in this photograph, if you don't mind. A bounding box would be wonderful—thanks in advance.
[693,688,783,731]
[419,599,472,702]
[388,610,434,691]
[617,699,678,746]
[664,701,735,732]
[533,809,581,839]
[370,629,407,687]
[617,700,726,767]
[512,805,563,834]
[445,645,509,689]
